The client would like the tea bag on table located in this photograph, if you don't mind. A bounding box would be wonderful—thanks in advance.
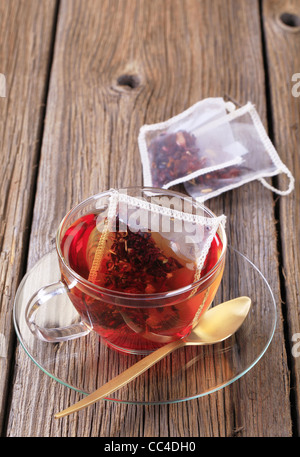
[184,102,294,201]
[138,97,244,189]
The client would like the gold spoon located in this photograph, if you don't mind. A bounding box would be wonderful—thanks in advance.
[55,296,251,419]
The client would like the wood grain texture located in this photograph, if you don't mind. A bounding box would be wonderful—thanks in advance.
[5,0,294,436]
[262,0,300,433]
[0,0,58,432]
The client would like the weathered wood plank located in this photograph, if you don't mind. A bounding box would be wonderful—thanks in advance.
[7,0,292,436]
[262,0,300,433]
[0,0,58,432]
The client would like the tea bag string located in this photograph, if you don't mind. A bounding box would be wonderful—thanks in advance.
[88,192,118,285]
[258,170,294,196]
[190,102,294,196]
[193,226,220,283]
[191,286,211,326]
[188,222,222,311]
[247,103,295,196]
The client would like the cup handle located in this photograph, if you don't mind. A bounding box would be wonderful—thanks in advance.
[25,280,91,343]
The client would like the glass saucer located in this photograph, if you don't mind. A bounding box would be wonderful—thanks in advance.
[13,246,276,405]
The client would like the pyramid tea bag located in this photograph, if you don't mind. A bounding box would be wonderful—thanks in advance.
[86,190,226,294]
[138,97,244,189]
[184,102,294,201]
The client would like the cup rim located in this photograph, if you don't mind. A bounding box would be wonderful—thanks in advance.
[56,187,227,301]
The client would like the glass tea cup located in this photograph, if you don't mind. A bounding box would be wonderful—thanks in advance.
[25,187,227,354]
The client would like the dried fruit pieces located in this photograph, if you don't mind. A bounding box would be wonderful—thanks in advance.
[89,221,184,294]
[186,165,251,195]
[149,130,206,187]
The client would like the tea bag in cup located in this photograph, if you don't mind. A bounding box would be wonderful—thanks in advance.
[87,190,226,293]
[184,102,294,201]
[84,189,226,342]
[138,97,244,189]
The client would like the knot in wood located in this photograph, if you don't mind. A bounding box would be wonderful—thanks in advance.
[277,12,300,32]
[117,74,140,90]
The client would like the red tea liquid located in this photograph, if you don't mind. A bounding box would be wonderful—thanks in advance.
[61,213,224,353]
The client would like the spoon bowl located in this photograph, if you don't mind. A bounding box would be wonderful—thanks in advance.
[186,296,251,344]
[55,296,251,418]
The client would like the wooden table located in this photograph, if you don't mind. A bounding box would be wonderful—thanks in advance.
[1,0,299,438]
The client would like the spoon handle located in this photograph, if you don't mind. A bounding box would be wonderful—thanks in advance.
[55,339,185,418]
